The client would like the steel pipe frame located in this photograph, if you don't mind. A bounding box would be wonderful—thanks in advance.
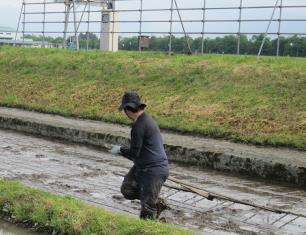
[24,0,133,4]
[19,0,306,56]
[22,5,306,15]
[24,19,306,24]
[23,31,306,35]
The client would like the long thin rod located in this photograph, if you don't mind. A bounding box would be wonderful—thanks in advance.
[22,0,26,47]
[42,0,46,48]
[169,176,306,219]
[77,3,88,32]
[173,0,192,54]
[21,4,306,16]
[72,0,79,50]
[277,0,283,56]
[168,177,213,200]
[14,3,24,47]
[168,0,174,55]
[257,0,280,57]
[201,0,206,54]
[237,0,243,55]
[138,0,143,51]
[63,4,71,48]
[24,31,306,36]
[86,1,90,51]
[112,0,116,51]
[24,19,306,24]
[20,3,306,9]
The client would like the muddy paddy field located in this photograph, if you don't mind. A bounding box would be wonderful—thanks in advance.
[0,220,40,235]
[1,129,306,235]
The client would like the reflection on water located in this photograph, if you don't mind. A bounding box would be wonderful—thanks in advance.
[0,220,37,235]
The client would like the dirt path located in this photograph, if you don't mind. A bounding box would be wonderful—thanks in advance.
[1,129,306,235]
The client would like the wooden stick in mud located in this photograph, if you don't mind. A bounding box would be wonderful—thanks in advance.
[167,176,214,201]
[168,176,282,213]
[168,177,306,218]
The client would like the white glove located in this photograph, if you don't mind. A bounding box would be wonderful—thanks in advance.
[110,145,122,155]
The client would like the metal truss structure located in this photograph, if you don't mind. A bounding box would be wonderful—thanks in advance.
[15,0,306,57]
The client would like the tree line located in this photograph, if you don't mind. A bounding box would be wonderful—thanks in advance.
[120,35,306,57]
[24,33,306,57]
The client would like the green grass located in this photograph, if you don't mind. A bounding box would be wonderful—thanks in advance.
[0,180,193,235]
[0,47,305,150]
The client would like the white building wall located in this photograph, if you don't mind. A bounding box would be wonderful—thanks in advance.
[100,10,118,52]
[0,31,14,40]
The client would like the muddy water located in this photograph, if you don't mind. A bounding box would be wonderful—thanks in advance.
[0,220,36,235]
[1,129,306,235]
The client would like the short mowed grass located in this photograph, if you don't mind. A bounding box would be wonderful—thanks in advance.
[0,180,193,235]
[0,47,305,150]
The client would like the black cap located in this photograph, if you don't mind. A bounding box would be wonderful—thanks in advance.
[119,92,147,111]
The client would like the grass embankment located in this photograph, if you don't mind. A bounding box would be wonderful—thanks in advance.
[0,47,305,150]
[0,180,192,235]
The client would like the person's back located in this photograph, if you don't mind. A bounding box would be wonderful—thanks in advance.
[130,112,169,176]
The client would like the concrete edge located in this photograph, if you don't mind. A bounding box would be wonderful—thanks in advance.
[0,116,305,187]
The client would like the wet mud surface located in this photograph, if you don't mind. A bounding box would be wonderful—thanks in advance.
[0,220,38,235]
[1,129,306,235]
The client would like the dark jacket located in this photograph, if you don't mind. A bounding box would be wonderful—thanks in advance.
[120,112,169,176]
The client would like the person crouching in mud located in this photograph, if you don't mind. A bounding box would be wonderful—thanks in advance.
[110,92,169,219]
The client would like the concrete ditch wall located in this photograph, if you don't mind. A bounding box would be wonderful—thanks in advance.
[0,110,305,188]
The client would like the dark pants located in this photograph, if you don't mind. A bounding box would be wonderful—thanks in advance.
[121,166,167,219]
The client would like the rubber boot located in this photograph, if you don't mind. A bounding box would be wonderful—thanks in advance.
[156,198,170,218]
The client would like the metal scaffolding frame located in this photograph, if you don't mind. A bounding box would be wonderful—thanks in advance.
[15,0,306,56]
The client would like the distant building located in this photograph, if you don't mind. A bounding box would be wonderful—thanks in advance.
[0,26,16,40]
[0,25,61,48]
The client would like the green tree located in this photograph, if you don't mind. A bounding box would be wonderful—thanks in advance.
[119,36,138,50]
[79,33,99,50]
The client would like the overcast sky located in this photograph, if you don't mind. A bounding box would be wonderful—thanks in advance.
[1,0,306,38]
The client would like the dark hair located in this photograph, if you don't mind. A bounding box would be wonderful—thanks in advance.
[124,104,145,113]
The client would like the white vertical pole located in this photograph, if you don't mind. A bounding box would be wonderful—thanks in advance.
[22,0,26,47]
[237,0,243,55]
[86,1,90,51]
[72,0,79,50]
[112,0,116,51]
[63,3,71,48]
[169,0,174,55]
[42,0,46,48]
[201,0,206,54]
[138,0,143,51]
[277,0,283,56]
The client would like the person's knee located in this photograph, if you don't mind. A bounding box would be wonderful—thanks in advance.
[121,184,138,200]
